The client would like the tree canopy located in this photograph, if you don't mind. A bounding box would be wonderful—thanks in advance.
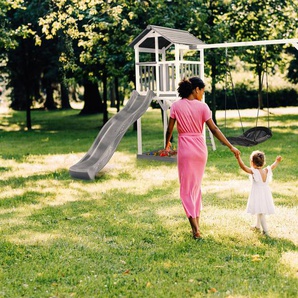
[0,0,297,124]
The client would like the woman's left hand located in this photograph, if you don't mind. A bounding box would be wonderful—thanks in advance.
[230,146,240,158]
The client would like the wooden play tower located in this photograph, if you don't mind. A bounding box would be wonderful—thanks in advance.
[129,25,298,159]
[129,25,215,158]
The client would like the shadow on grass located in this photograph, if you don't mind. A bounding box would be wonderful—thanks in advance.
[0,168,116,187]
[0,169,72,186]
[259,234,298,251]
[0,191,42,209]
[1,180,297,297]
[0,166,11,172]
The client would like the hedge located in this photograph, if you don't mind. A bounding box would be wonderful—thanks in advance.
[205,87,298,110]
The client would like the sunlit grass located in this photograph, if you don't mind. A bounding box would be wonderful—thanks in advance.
[0,105,297,297]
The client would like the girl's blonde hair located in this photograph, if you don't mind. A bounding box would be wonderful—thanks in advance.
[250,150,266,168]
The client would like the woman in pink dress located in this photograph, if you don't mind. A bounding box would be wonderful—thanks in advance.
[165,77,240,240]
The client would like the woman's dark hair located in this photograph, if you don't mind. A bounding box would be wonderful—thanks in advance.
[177,77,205,98]
[189,77,205,90]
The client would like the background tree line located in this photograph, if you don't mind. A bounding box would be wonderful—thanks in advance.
[0,0,297,129]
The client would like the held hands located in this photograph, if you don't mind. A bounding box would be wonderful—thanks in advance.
[230,146,240,158]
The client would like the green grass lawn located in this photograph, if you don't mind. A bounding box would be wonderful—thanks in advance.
[0,105,297,297]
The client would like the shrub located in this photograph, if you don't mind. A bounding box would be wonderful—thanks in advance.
[205,87,298,110]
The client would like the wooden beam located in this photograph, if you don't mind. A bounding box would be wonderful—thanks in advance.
[196,39,298,49]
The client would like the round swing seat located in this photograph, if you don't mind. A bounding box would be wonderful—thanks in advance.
[227,126,272,147]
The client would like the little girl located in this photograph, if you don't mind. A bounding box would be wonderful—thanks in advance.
[236,150,282,236]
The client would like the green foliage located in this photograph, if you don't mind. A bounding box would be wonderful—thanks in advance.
[0,0,297,113]
[287,47,298,84]
[229,0,296,40]
[192,0,231,77]
[230,1,296,65]
[0,0,26,52]
[227,0,297,107]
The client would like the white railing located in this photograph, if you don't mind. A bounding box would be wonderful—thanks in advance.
[180,62,200,79]
[137,61,201,93]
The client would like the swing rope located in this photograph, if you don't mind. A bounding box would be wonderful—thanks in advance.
[265,46,270,129]
[224,47,244,133]
[224,46,272,147]
[255,46,270,129]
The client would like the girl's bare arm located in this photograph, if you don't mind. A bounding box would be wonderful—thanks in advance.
[236,154,253,174]
[271,156,282,170]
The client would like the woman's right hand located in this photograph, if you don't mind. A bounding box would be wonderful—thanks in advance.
[165,142,172,151]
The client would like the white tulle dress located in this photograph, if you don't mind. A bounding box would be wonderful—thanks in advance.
[246,166,275,215]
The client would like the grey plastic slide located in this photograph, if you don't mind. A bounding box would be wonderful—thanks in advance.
[69,90,155,180]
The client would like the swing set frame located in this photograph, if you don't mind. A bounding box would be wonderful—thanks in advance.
[196,38,298,147]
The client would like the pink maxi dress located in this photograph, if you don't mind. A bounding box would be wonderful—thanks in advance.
[170,99,212,218]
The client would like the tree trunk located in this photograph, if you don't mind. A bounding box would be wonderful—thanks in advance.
[109,79,116,108]
[61,81,72,109]
[70,84,79,102]
[102,73,109,124]
[115,77,120,112]
[210,58,217,125]
[44,83,57,110]
[211,73,217,125]
[10,84,27,110]
[26,89,32,130]
[80,80,103,115]
[24,39,32,128]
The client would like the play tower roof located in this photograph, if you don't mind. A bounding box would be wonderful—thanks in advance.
[129,25,204,50]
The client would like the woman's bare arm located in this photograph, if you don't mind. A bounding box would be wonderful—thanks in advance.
[165,117,176,150]
[206,118,240,157]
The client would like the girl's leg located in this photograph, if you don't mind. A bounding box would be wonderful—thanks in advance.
[251,214,261,232]
[259,214,268,235]
[255,214,261,229]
